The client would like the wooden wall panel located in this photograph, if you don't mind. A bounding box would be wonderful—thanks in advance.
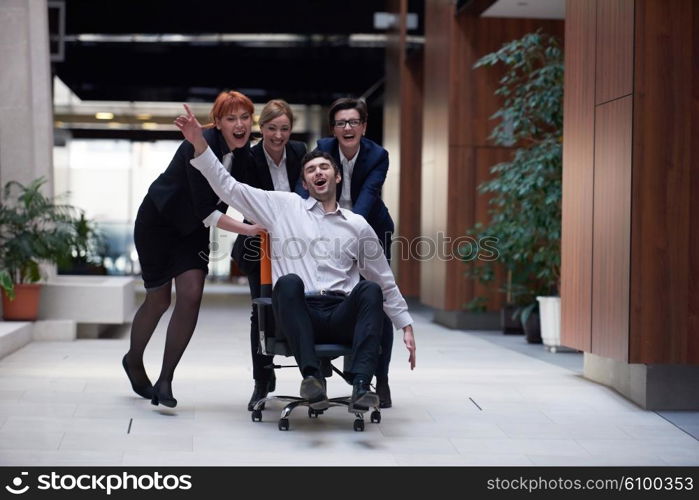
[561,0,596,352]
[420,0,451,308]
[449,14,476,147]
[592,96,632,361]
[443,13,476,310]
[691,0,699,364]
[445,146,475,310]
[396,54,424,297]
[563,0,698,365]
[383,0,402,241]
[630,0,698,364]
[383,0,423,298]
[595,0,634,104]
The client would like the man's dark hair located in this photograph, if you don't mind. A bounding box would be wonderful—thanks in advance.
[328,97,368,128]
[302,149,340,175]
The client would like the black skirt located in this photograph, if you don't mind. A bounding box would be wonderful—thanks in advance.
[134,195,210,289]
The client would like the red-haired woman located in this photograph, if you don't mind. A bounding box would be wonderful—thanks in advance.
[122,91,262,408]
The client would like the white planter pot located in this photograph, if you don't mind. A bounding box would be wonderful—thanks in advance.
[536,296,561,349]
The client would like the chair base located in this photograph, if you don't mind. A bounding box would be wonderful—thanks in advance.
[251,395,381,431]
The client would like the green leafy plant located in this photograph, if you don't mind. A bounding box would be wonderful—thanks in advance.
[58,212,107,274]
[465,30,563,306]
[465,296,488,313]
[0,270,13,300]
[0,178,84,298]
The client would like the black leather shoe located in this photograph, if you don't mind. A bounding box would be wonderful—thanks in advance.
[376,376,392,409]
[247,374,276,411]
[151,380,177,408]
[350,377,379,412]
[122,354,154,400]
[300,375,327,408]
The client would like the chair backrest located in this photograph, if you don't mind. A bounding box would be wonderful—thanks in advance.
[254,231,288,356]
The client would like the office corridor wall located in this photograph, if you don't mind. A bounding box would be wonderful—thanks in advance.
[561,0,699,365]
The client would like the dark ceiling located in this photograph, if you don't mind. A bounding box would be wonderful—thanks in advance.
[53,0,425,106]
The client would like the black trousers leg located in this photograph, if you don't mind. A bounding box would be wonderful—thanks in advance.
[272,274,318,376]
[320,280,384,380]
[272,275,384,380]
[375,315,393,377]
[247,271,274,381]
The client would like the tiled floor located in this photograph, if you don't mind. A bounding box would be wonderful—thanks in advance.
[0,288,697,466]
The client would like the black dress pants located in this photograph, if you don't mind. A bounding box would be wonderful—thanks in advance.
[272,274,383,380]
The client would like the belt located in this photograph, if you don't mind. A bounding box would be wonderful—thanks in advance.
[305,289,346,298]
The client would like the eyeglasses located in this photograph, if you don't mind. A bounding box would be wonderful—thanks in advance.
[333,119,364,129]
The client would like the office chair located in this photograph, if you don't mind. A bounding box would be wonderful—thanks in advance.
[249,233,381,432]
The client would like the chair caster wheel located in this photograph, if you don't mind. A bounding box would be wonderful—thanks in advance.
[353,419,365,432]
[308,408,320,418]
[278,418,289,431]
[370,410,381,423]
[251,409,262,422]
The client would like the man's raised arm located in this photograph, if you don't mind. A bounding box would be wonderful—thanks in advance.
[174,104,282,231]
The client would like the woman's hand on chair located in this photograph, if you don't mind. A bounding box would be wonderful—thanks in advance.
[246,224,266,236]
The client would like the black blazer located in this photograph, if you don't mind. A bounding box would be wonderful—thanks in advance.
[296,136,395,255]
[232,139,306,275]
[146,127,243,236]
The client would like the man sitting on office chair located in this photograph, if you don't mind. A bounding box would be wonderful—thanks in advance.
[176,104,416,410]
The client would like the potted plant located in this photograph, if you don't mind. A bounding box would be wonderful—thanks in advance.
[57,212,108,275]
[465,30,563,345]
[0,178,81,320]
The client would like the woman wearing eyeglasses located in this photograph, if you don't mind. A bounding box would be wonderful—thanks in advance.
[297,97,396,408]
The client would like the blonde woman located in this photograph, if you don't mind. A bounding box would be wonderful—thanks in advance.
[230,99,307,411]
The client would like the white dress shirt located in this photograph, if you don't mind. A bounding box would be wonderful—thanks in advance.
[202,151,233,228]
[339,147,359,210]
[262,145,290,192]
[191,146,413,330]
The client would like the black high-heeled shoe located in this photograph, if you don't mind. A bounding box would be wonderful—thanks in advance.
[122,355,154,400]
[151,380,177,408]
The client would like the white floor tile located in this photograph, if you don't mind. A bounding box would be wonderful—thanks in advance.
[528,454,667,466]
[0,430,64,451]
[576,437,699,459]
[1,416,128,434]
[59,431,193,452]
[450,438,591,457]
[395,453,533,466]
[0,402,77,418]
[0,450,124,466]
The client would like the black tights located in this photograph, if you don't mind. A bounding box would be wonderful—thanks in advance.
[125,269,205,394]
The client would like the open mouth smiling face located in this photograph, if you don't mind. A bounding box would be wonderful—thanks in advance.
[332,109,366,152]
[216,106,252,150]
[261,115,291,157]
[303,157,340,198]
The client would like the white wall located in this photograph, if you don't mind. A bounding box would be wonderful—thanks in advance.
[0,0,53,193]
